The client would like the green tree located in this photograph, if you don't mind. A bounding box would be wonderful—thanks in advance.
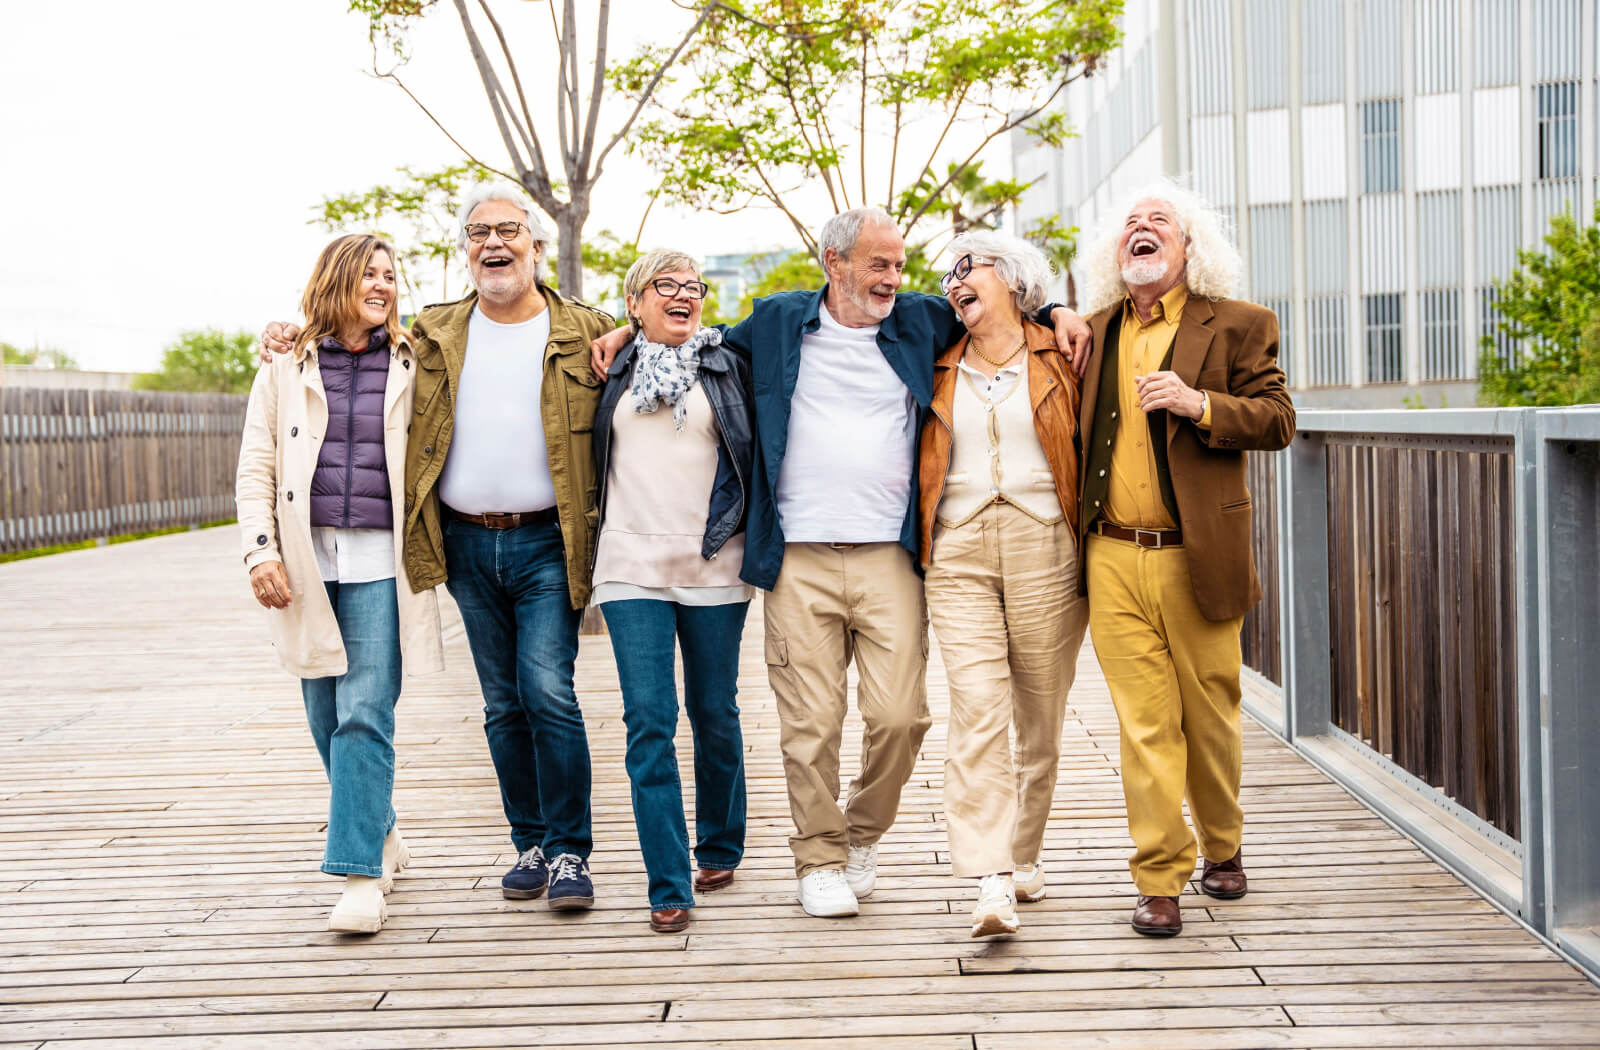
[2,342,79,369]
[314,163,496,314]
[617,0,1120,268]
[732,251,825,319]
[347,0,716,298]
[1480,203,1600,406]
[134,330,259,395]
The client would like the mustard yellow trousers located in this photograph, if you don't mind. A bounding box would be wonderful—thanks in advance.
[1085,533,1245,897]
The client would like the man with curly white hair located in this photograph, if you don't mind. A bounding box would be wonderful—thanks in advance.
[1074,181,1295,937]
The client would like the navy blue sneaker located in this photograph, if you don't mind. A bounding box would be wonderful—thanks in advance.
[546,853,594,910]
[501,846,549,900]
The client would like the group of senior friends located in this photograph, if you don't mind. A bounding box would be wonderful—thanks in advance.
[241,175,1291,940]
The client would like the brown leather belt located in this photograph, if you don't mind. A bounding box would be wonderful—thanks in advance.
[1094,520,1183,549]
[446,505,558,530]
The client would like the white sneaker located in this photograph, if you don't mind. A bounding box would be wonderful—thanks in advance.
[797,867,859,918]
[328,875,387,934]
[844,842,878,898]
[379,826,411,895]
[1014,860,1046,902]
[970,873,1020,937]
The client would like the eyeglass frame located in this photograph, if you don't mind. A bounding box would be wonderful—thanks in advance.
[463,221,532,244]
[646,277,710,300]
[939,253,998,293]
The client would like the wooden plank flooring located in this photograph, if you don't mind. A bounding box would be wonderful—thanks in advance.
[1,527,1597,1048]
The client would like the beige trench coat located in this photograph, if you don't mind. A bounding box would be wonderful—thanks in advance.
[236,336,444,679]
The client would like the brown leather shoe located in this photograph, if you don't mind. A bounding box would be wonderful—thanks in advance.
[1131,894,1182,936]
[1200,850,1247,900]
[649,908,690,933]
[694,867,735,892]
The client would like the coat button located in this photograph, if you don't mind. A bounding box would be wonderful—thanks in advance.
[290,426,298,437]
[256,534,268,546]
[286,491,294,502]
[403,359,410,369]
[424,445,434,455]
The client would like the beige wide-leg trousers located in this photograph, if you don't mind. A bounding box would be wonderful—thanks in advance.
[925,503,1090,878]
[763,542,933,877]
[1085,533,1246,898]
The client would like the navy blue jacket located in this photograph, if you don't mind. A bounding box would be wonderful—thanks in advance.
[592,337,755,562]
[722,288,965,590]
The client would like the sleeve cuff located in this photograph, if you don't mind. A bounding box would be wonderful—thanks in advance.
[1198,393,1212,430]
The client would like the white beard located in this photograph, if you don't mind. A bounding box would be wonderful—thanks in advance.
[1121,258,1170,288]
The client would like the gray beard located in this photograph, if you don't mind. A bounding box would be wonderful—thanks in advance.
[1121,259,1170,288]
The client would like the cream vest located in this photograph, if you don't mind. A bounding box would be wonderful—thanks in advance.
[936,364,1063,527]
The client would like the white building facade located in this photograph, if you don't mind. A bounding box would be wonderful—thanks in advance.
[1013,0,1596,407]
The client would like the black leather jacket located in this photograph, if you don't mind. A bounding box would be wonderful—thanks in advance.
[593,336,755,562]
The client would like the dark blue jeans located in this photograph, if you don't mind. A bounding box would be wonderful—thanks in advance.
[443,517,591,859]
[301,578,402,877]
[600,598,749,910]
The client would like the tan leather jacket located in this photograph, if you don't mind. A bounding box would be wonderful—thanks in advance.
[917,318,1083,567]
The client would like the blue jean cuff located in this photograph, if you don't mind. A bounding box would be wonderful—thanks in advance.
[693,861,739,871]
[653,900,695,910]
[322,862,384,877]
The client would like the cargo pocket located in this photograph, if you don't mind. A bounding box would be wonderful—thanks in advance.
[563,365,602,432]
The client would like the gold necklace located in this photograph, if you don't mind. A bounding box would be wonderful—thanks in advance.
[968,333,1026,368]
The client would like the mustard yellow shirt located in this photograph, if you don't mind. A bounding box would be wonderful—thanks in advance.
[1103,285,1193,529]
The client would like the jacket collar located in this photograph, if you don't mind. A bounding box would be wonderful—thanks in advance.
[810,284,900,342]
[934,317,1056,371]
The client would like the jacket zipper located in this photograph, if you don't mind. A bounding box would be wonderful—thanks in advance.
[704,381,746,559]
[342,353,357,527]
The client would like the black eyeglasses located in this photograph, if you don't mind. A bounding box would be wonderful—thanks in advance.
[939,253,996,293]
[464,221,530,243]
[650,277,709,300]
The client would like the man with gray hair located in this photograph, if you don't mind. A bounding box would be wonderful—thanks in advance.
[1074,183,1295,937]
[262,181,617,911]
[596,206,1089,918]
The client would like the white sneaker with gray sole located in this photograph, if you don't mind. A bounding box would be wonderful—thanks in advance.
[844,842,877,898]
[798,867,859,918]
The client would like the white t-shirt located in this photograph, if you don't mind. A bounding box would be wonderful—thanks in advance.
[775,302,916,543]
[438,307,557,514]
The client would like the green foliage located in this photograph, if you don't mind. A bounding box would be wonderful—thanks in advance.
[733,252,825,319]
[134,330,259,395]
[313,163,496,313]
[616,0,1122,256]
[1479,203,1600,406]
[1,342,79,369]
[580,231,647,313]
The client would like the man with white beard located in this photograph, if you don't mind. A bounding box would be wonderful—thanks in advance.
[1073,185,1295,937]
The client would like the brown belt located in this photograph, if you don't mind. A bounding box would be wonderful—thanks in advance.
[1094,520,1183,549]
[445,505,558,530]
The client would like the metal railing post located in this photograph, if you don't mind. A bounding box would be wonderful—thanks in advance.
[1281,429,1331,741]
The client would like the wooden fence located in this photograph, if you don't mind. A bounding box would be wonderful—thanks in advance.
[1241,449,1282,685]
[0,388,246,554]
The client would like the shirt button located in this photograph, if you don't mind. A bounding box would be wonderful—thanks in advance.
[290,426,298,437]
[1094,500,1101,507]
[1106,439,1113,447]
[1111,411,1118,419]
[989,449,998,457]
[1098,469,1107,477]
[990,487,999,496]
[256,534,268,546]
[985,404,993,413]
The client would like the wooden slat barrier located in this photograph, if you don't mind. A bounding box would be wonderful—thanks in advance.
[1241,450,1282,686]
[1324,437,1520,840]
[0,388,245,553]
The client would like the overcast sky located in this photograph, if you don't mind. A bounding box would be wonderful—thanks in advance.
[1,1,1013,372]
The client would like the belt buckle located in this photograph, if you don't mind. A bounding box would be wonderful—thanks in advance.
[827,542,858,551]
[506,512,522,528]
[1134,528,1163,549]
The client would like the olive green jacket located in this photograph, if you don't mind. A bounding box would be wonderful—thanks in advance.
[401,286,617,609]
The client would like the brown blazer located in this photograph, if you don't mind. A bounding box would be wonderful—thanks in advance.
[917,318,1083,567]
[1077,295,1295,622]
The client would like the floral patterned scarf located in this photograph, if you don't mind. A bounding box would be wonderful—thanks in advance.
[629,326,722,432]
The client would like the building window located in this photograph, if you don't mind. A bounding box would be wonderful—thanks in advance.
[1307,295,1349,387]
[1479,286,1519,371]
[1362,100,1401,192]
[1537,81,1578,179]
[1262,298,1292,382]
[1365,293,1403,383]
[1422,289,1462,381]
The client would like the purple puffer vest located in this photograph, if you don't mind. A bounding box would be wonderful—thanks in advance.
[309,330,393,530]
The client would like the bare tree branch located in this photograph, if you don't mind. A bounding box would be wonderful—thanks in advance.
[369,49,521,186]
[580,0,611,170]
[474,0,551,184]
[591,4,714,178]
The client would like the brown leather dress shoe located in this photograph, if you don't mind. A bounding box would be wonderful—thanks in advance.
[650,908,690,933]
[694,867,735,892]
[1131,894,1182,936]
[1200,850,1247,900]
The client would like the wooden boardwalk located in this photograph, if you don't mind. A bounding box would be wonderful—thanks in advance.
[2,528,1598,1049]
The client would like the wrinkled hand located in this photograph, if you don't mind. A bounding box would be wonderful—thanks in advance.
[249,561,292,609]
[1050,307,1093,376]
[1136,371,1206,419]
[589,325,632,381]
[258,321,300,364]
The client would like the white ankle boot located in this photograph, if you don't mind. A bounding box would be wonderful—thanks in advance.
[328,875,387,933]
[379,826,411,894]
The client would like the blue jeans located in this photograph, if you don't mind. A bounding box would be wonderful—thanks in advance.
[443,516,591,859]
[601,599,749,910]
[301,578,402,877]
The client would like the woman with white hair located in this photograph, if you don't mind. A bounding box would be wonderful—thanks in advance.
[916,229,1090,937]
[589,248,754,934]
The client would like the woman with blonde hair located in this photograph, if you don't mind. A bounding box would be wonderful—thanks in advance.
[590,247,754,933]
[918,229,1089,937]
[236,233,442,934]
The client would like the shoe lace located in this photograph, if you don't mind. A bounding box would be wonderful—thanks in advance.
[846,843,875,867]
[514,846,545,870]
[548,853,584,883]
[810,867,850,891]
[978,874,1013,905]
